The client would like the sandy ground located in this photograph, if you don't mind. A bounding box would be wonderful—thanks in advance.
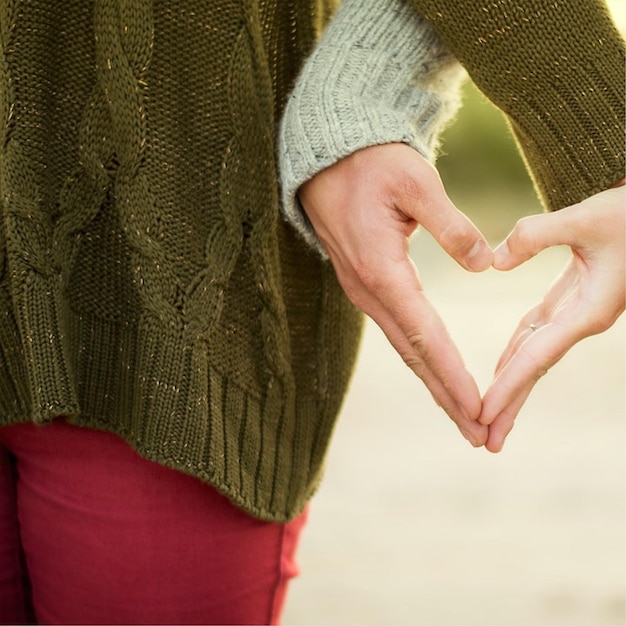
[283,229,625,626]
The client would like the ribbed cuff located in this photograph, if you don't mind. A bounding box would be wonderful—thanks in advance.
[278,0,465,255]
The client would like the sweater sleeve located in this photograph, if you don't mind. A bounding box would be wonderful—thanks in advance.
[278,0,466,254]
[405,0,626,211]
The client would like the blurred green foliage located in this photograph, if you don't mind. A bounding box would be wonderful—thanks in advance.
[436,82,542,242]
[438,83,531,189]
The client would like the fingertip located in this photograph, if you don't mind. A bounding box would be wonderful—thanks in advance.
[464,431,488,448]
[459,421,488,447]
[485,439,504,453]
[478,412,495,426]
[485,425,506,452]
[471,436,487,449]
[466,400,484,423]
[453,377,483,422]
[486,412,516,452]
[478,397,498,426]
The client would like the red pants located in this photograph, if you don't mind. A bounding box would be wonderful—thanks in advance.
[0,420,307,625]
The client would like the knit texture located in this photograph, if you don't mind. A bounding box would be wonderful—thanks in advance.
[0,0,363,522]
[407,0,626,211]
[279,0,465,255]
[0,0,624,524]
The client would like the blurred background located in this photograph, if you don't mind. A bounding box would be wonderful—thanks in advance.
[283,3,625,625]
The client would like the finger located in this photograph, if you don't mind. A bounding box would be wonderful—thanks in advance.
[493,209,580,271]
[372,255,483,421]
[484,386,533,453]
[372,271,484,424]
[480,321,572,428]
[372,303,488,447]
[393,162,493,272]
[484,254,622,433]
[486,323,571,450]
[493,305,543,378]
[493,263,578,377]
[495,186,626,272]
[333,248,486,438]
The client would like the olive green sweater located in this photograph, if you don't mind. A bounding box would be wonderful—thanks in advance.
[407,0,625,210]
[0,0,362,522]
[0,0,623,522]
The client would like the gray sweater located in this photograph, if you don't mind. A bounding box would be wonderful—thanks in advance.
[279,0,465,254]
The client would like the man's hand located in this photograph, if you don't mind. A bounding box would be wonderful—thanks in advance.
[480,183,626,452]
[299,143,492,446]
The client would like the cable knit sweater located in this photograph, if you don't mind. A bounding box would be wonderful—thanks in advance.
[0,0,623,522]
[0,0,362,522]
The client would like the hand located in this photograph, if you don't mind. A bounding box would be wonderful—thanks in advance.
[480,182,626,452]
[299,143,493,446]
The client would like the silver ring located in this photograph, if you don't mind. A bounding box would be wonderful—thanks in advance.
[529,323,539,332]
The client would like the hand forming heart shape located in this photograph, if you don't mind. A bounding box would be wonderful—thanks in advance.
[479,181,625,451]
[300,144,625,452]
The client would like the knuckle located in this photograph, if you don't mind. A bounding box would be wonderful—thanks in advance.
[438,220,477,256]
[407,332,428,353]
[398,333,430,376]
[517,348,550,383]
[526,350,554,383]
[354,261,385,294]
[402,354,427,378]
[510,217,538,252]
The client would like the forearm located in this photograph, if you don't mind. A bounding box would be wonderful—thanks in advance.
[407,0,626,211]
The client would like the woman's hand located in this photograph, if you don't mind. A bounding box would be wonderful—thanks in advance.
[299,143,492,446]
[480,182,626,452]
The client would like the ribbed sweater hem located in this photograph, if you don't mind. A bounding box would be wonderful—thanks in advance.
[0,301,334,523]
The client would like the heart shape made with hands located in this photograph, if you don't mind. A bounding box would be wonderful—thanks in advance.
[299,144,625,453]
[411,183,625,453]
[411,229,570,452]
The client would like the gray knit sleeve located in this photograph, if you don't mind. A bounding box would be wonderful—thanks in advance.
[278,0,466,254]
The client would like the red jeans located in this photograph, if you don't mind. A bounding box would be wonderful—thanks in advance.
[0,420,307,625]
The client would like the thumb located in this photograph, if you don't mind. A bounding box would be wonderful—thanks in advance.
[493,207,583,271]
[398,162,492,272]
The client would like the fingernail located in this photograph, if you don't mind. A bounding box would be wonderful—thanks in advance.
[460,428,480,447]
[466,240,492,271]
